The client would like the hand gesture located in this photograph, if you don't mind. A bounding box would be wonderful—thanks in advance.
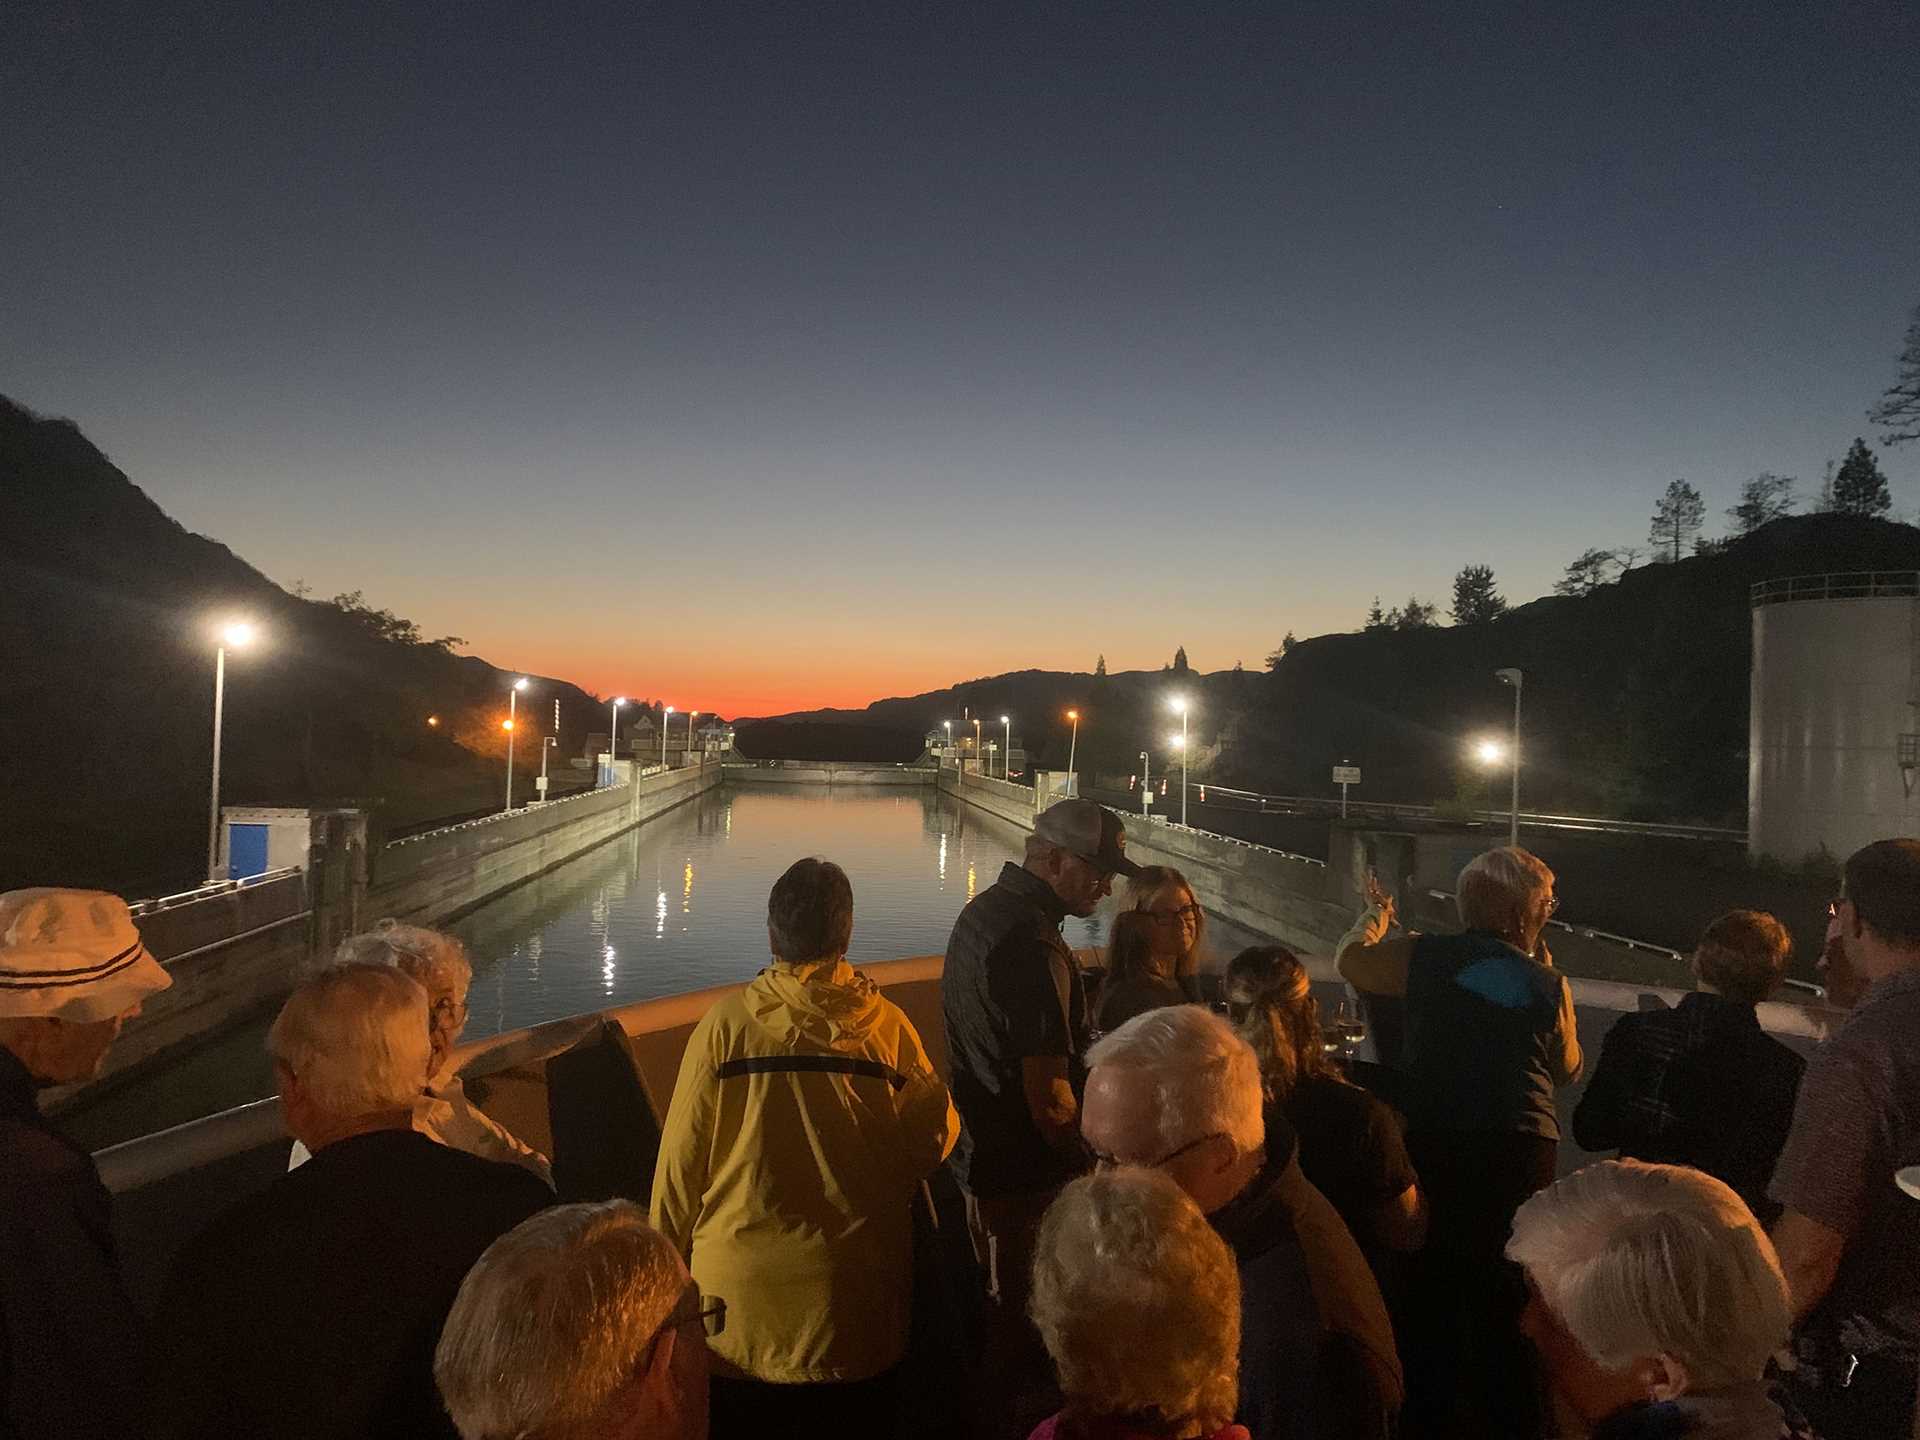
[1364,869,1396,924]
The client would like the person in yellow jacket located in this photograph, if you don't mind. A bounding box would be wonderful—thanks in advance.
[652,856,960,1438]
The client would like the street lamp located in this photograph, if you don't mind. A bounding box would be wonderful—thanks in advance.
[505,677,529,811]
[1000,715,1011,780]
[942,720,953,766]
[206,619,259,880]
[1066,710,1080,797]
[1168,695,1191,827]
[1139,749,1152,816]
[1495,668,1524,846]
[973,718,982,775]
[686,709,699,760]
[662,706,675,767]
[609,697,626,786]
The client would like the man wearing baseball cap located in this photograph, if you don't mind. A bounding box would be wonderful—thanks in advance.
[0,887,172,1439]
[941,798,1139,1432]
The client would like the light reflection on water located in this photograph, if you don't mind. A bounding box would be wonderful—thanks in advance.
[448,784,1135,1042]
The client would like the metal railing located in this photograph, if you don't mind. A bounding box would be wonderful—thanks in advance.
[384,781,630,849]
[129,867,304,917]
[1751,571,1920,606]
[1183,782,1745,842]
[1153,818,1326,868]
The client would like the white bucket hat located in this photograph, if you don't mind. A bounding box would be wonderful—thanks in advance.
[0,889,173,1023]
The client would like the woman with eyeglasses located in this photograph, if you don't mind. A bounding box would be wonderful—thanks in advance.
[1225,947,1426,1261]
[1093,867,1207,1034]
[289,920,552,1184]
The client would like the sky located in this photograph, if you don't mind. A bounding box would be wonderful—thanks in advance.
[4,1,1917,717]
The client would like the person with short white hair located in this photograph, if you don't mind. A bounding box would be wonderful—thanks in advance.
[1081,1005,1400,1440]
[290,920,550,1182]
[0,887,172,1440]
[436,1200,713,1440]
[152,962,552,1440]
[1507,1160,1804,1439]
[1027,1168,1246,1440]
[1338,847,1581,1437]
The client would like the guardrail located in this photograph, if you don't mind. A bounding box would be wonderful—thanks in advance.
[129,867,304,916]
[1152,818,1327,868]
[1183,782,1745,842]
[1751,571,1920,606]
[384,781,630,849]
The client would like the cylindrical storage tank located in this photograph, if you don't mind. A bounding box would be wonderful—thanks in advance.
[1749,573,1920,863]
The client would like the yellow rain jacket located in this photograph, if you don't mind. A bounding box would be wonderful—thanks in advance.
[650,959,960,1383]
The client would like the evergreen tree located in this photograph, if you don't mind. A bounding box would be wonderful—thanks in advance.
[1450,564,1508,624]
[1094,654,1107,677]
[1394,595,1437,629]
[1832,438,1892,515]
[1649,479,1706,562]
[1364,598,1388,632]
[1172,646,1191,675]
[1869,301,1920,447]
[1726,473,1796,534]
[1555,549,1615,597]
[1264,632,1296,669]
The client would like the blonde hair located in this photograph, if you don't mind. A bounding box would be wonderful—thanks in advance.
[435,1201,688,1440]
[1031,1169,1241,1436]
[1126,865,1209,962]
[333,919,473,1000]
[267,963,431,1115]
[1086,1004,1265,1157]
[1456,846,1554,935]
[1225,946,1333,1104]
[1505,1160,1790,1390]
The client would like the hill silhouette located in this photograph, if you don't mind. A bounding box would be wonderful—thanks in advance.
[764,515,1920,825]
[0,396,617,895]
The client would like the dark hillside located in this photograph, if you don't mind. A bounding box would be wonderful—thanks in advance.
[0,396,610,895]
[762,516,1920,824]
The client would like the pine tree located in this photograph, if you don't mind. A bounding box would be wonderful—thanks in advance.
[1094,654,1107,677]
[1869,302,1920,447]
[1451,564,1508,624]
[1265,632,1296,670]
[1172,646,1190,675]
[1649,480,1706,562]
[1364,598,1388,632]
[1726,473,1796,534]
[1555,549,1615,597]
[1832,438,1893,516]
[1394,596,1436,629]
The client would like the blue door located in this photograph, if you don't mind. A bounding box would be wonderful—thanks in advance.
[228,823,270,879]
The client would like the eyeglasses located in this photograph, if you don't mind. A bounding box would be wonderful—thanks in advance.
[657,1283,727,1341]
[1081,1132,1223,1171]
[431,995,469,1025]
[1827,896,1849,920]
[1146,904,1202,924]
[1544,893,1561,917]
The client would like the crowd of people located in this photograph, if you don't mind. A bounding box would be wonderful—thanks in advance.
[2,801,1917,1440]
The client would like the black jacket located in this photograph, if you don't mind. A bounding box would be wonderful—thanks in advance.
[0,1046,145,1440]
[941,863,1090,1197]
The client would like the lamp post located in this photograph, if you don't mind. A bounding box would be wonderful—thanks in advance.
[973,718,982,775]
[1495,668,1524,846]
[504,677,529,811]
[540,734,556,801]
[1474,738,1505,821]
[1139,749,1151,816]
[1169,695,1190,827]
[943,720,953,767]
[661,706,674,767]
[1066,710,1080,797]
[206,620,258,881]
[609,697,626,786]
[1000,715,1011,780]
[687,709,699,756]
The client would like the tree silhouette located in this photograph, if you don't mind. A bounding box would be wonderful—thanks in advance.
[1726,474,1796,534]
[1832,438,1892,516]
[1364,597,1388,632]
[1172,646,1191,675]
[1556,549,1616,597]
[1264,631,1297,669]
[1869,302,1920,447]
[1094,654,1107,677]
[1649,480,1706,562]
[1394,596,1437,629]
[1451,565,1508,624]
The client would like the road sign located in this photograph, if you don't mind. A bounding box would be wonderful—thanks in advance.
[1332,766,1361,785]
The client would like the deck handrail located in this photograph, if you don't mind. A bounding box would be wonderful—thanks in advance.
[1751,571,1920,606]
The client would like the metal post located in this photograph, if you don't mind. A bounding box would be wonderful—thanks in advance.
[1180,708,1189,827]
[505,687,518,811]
[609,699,621,785]
[973,719,982,775]
[1002,717,1011,780]
[1140,750,1151,816]
[1510,678,1522,847]
[540,735,553,799]
[662,708,672,767]
[1340,781,1349,819]
[1067,712,1079,797]
[688,710,697,757]
[206,645,227,880]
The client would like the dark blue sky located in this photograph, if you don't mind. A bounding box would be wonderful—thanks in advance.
[5,1,1915,713]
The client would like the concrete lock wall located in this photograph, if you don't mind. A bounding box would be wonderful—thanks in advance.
[1750,593,1920,863]
[938,766,1041,830]
[724,762,937,787]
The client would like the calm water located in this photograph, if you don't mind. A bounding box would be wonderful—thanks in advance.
[67,784,1264,1147]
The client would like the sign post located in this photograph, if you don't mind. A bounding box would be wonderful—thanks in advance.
[1331,764,1362,818]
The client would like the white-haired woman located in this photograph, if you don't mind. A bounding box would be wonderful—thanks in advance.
[1507,1160,1814,1439]
[1028,1167,1248,1440]
[1337,847,1581,1436]
[290,920,550,1183]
